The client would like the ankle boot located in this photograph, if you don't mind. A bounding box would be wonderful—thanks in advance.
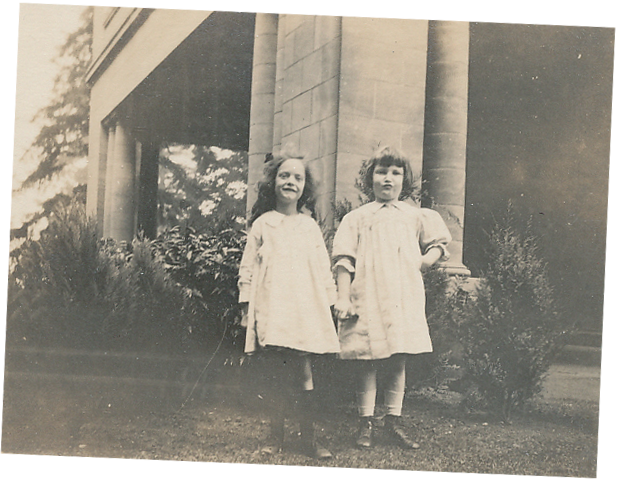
[356,416,374,449]
[384,414,419,450]
[296,391,333,460]
[299,417,333,459]
[260,415,285,455]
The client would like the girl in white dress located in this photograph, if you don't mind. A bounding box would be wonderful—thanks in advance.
[332,147,451,450]
[238,151,339,459]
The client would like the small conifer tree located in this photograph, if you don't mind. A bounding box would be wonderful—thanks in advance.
[454,204,565,422]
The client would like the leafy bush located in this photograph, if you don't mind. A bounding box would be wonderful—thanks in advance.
[101,236,204,353]
[451,205,566,422]
[151,224,247,352]
[10,200,103,301]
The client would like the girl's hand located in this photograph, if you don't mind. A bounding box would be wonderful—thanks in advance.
[334,298,354,320]
[240,302,249,328]
[421,248,443,271]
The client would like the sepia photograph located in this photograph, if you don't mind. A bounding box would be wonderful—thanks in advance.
[1,1,615,479]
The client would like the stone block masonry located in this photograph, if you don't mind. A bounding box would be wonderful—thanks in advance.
[336,17,429,203]
[246,14,471,271]
[274,15,343,224]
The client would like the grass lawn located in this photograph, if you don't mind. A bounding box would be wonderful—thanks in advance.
[1,374,599,478]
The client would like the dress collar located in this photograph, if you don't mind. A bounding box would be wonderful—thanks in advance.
[262,210,284,227]
[262,210,306,227]
[365,200,407,213]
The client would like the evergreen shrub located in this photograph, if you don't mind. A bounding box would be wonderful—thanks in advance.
[8,201,116,348]
[7,201,202,353]
[451,206,566,422]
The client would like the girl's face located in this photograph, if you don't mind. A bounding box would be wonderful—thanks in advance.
[274,158,306,208]
[373,163,404,203]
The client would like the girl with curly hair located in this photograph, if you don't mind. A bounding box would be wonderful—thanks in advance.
[238,149,339,459]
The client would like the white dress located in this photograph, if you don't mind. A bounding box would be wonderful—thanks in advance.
[332,201,451,360]
[238,211,340,354]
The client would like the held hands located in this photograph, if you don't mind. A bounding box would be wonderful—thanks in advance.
[333,297,354,321]
[334,266,354,321]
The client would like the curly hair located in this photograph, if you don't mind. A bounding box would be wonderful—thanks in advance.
[248,152,318,226]
[357,146,420,203]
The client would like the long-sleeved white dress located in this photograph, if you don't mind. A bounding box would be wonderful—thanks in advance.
[238,211,340,354]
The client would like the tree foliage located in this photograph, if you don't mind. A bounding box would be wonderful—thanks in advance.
[10,184,87,241]
[21,6,92,188]
[158,144,248,235]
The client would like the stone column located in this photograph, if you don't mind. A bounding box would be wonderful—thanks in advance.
[94,125,109,236]
[336,17,429,206]
[108,120,136,242]
[102,123,116,238]
[247,13,278,211]
[137,139,159,239]
[272,14,286,154]
[422,21,471,275]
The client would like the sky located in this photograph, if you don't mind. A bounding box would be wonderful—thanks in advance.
[3,2,87,228]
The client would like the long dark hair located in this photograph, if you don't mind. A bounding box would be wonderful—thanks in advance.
[248,152,318,226]
[358,146,420,202]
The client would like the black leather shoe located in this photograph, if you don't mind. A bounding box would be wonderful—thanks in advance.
[384,415,419,449]
[356,417,374,449]
[299,420,333,460]
[301,438,333,460]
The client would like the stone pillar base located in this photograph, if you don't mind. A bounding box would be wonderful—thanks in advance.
[441,262,471,277]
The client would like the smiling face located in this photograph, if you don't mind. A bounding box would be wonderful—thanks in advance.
[372,163,404,203]
[274,158,306,209]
